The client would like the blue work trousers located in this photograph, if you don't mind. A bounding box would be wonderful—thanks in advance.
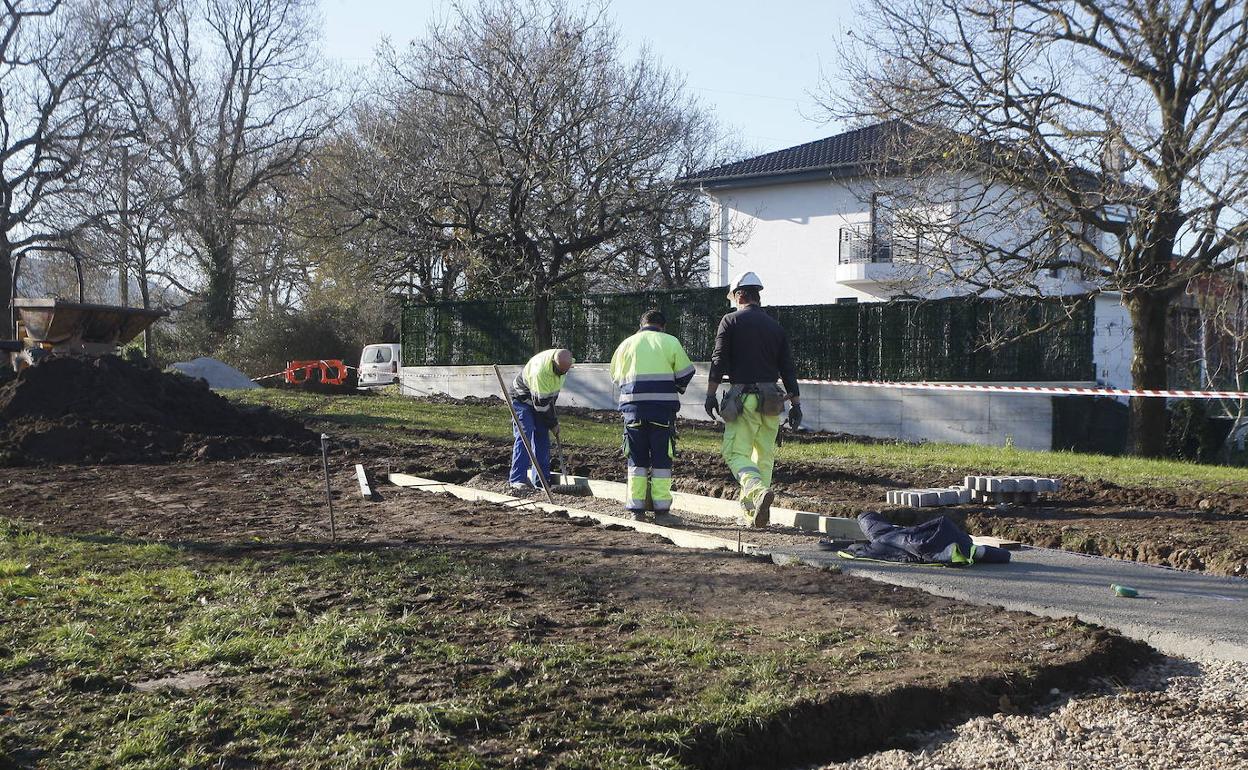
[624,419,674,512]
[509,401,552,487]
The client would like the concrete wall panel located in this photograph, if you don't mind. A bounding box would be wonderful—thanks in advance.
[400,363,1053,450]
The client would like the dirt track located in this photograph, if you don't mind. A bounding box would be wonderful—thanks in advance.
[341,424,1248,577]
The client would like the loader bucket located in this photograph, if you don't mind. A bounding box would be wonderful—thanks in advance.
[14,298,168,355]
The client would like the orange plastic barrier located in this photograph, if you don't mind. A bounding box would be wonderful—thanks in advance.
[284,359,349,386]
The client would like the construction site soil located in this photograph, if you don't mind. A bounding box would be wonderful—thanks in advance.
[342,424,1248,578]
[2,454,1149,768]
[0,356,316,465]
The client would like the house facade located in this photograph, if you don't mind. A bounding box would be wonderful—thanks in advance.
[684,122,1100,306]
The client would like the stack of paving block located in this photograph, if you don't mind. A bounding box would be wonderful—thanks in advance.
[885,486,972,507]
[885,475,1061,507]
[963,475,1060,504]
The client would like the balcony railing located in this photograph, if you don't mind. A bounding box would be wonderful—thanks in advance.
[838,223,893,264]
[838,223,933,264]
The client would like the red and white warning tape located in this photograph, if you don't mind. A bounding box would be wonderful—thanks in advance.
[795,379,1248,400]
[315,362,1248,400]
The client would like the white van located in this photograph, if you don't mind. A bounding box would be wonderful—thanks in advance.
[357,343,401,389]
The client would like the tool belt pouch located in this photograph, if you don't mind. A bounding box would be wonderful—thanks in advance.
[719,384,746,422]
[756,383,786,416]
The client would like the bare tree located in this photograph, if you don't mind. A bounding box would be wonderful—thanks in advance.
[383,0,712,349]
[0,0,143,336]
[829,0,1248,456]
[118,0,332,341]
[311,103,469,304]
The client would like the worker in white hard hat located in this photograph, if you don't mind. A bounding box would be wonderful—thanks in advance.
[704,271,802,527]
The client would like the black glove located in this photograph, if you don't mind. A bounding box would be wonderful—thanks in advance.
[786,403,803,430]
[704,393,720,420]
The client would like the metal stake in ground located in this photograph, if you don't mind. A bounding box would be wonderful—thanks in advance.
[492,365,556,504]
[320,433,337,541]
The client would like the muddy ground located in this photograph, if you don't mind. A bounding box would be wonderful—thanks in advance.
[344,423,1248,578]
[2,449,1152,768]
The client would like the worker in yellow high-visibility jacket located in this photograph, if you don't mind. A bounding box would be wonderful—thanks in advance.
[508,348,575,491]
[610,309,696,520]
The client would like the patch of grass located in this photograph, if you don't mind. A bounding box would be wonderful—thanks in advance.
[232,390,1248,492]
[0,516,962,769]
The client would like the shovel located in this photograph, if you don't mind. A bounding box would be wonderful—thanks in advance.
[551,430,589,496]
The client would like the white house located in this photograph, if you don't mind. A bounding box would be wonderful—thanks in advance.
[682,121,1136,391]
[683,121,1104,306]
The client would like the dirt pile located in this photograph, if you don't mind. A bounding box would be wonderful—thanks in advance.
[0,355,317,465]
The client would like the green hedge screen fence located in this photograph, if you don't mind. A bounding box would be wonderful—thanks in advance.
[401,289,1095,383]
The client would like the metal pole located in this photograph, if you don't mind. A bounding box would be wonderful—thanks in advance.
[320,433,336,541]
[492,364,555,504]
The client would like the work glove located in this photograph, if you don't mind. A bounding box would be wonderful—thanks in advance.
[786,403,803,431]
[704,393,720,420]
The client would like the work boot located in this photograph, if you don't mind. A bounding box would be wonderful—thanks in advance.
[753,489,774,529]
[737,495,756,528]
[628,510,649,522]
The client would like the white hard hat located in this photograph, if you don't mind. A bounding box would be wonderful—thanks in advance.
[728,271,764,294]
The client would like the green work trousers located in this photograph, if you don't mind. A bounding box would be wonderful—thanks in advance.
[721,394,780,508]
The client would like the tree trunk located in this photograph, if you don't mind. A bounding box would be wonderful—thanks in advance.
[139,274,153,361]
[1,242,12,339]
[1126,291,1171,457]
[203,243,235,339]
[532,292,553,352]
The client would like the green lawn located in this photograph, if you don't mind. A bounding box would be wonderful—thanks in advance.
[0,516,977,769]
[232,389,1248,493]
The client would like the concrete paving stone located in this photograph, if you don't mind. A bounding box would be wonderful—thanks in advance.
[937,489,960,505]
[1016,477,1037,492]
[1000,478,1018,492]
[957,487,972,504]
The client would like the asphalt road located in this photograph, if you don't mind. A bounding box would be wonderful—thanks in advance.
[769,543,1248,662]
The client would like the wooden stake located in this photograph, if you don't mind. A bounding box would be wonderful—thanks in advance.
[321,433,336,541]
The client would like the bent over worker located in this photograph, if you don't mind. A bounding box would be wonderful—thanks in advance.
[508,348,575,491]
[610,309,695,520]
[705,272,802,527]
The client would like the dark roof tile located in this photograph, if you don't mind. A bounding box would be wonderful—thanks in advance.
[682,120,907,186]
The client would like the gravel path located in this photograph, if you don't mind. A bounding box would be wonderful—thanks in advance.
[816,658,1248,770]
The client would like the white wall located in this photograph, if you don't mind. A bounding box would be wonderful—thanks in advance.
[711,179,879,304]
[400,363,1053,450]
[708,174,1099,306]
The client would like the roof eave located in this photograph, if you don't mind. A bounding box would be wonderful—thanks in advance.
[676,162,870,192]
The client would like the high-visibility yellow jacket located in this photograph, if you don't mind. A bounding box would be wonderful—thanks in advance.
[610,327,696,419]
[511,349,568,426]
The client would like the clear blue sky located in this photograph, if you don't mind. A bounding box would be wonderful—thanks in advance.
[319,0,856,155]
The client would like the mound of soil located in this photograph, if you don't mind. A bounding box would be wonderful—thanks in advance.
[0,356,317,465]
